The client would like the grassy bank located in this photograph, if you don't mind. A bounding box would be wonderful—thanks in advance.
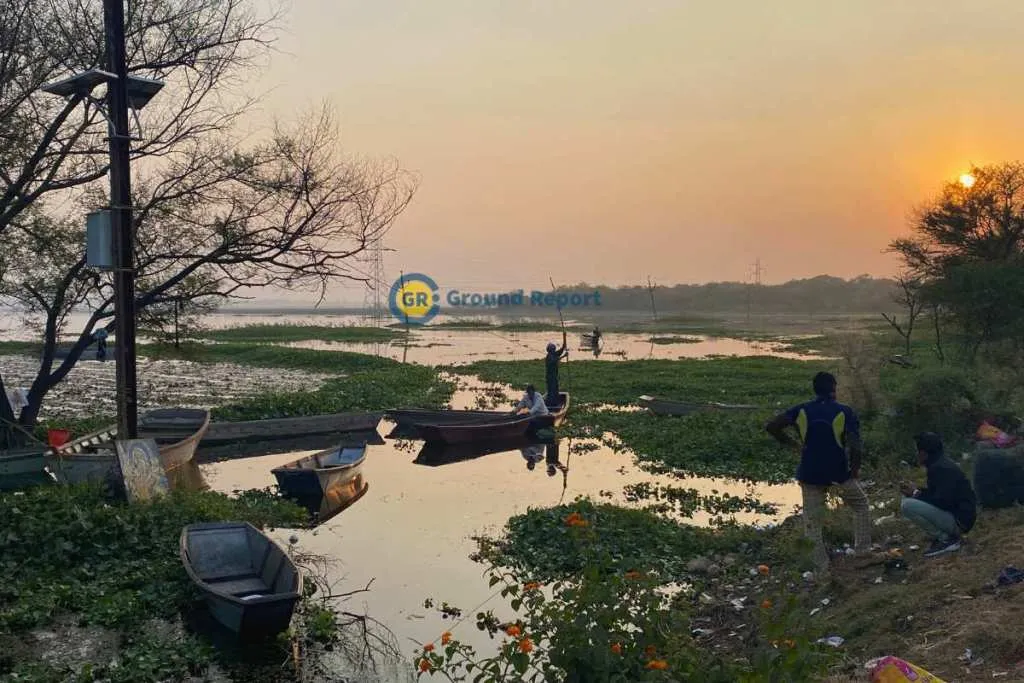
[0,485,322,681]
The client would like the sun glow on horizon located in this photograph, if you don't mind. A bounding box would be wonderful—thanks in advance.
[959,173,977,189]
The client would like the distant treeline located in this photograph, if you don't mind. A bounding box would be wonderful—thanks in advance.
[560,275,897,314]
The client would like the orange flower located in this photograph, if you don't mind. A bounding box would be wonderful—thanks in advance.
[644,645,657,657]
[564,512,589,527]
[610,642,623,655]
[761,599,772,609]
[646,659,669,670]
[505,624,521,637]
[418,658,430,672]
[523,581,541,591]
[518,637,534,654]
[757,564,770,575]
[624,571,643,580]
[441,631,452,645]
[423,643,434,652]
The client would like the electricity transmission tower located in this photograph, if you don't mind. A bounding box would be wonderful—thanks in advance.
[361,238,386,327]
[746,258,765,324]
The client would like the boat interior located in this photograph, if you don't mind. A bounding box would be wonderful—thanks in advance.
[185,524,295,600]
[289,446,364,470]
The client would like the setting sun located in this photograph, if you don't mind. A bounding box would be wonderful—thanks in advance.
[959,173,977,188]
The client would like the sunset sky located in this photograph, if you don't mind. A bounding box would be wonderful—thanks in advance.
[250,0,1024,299]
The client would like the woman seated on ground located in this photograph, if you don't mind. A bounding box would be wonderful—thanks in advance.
[900,432,977,558]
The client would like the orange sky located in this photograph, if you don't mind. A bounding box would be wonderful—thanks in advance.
[250,0,1024,298]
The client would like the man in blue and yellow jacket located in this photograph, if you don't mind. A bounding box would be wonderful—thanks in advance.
[767,372,871,572]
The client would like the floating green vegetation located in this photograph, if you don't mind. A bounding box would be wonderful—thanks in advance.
[213,364,454,421]
[473,498,759,581]
[455,356,825,408]
[194,324,403,344]
[140,342,397,374]
[620,482,780,518]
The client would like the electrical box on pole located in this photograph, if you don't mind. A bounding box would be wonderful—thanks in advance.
[86,210,114,270]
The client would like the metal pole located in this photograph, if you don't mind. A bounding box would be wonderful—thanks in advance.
[104,0,138,439]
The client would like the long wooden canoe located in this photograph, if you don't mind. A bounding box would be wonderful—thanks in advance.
[415,414,534,446]
[141,410,383,445]
[386,407,506,430]
[180,522,302,639]
[637,395,757,417]
[45,408,210,488]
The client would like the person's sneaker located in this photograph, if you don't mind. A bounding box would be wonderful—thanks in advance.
[923,537,962,558]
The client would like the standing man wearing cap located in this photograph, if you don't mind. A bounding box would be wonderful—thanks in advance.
[766,371,871,573]
[900,432,977,557]
[544,333,568,407]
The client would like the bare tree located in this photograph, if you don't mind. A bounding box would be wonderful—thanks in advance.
[0,108,416,444]
[0,0,278,238]
[880,274,925,356]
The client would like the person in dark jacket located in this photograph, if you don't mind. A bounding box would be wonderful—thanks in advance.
[900,432,977,557]
[544,336,568,406]
[766,371,870,572]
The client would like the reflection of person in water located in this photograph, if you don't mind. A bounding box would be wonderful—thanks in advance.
[520,444,545,471]
[545,439,568,478]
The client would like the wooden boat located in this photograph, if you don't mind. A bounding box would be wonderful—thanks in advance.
[387,407,506,430]
[45,408,210,488]
[271,444,367,501]
[180,522,302,639]
[415,414,534,446]
[638,395,757,417]
[0,448,54,490]
[141,410,382,445]
[531,392,570,429]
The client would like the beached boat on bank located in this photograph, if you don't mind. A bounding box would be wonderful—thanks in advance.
[0,448,54,490]
[141,409,382,445]
[45,408,210,487]
[180,522,302,639]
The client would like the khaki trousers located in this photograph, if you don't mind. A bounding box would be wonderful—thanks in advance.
[800,479,872,570]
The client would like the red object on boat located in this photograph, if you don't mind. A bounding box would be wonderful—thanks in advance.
[47,429,71,448]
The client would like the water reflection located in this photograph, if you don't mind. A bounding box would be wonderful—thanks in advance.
[202,434,800,656]
[285,330,817,366]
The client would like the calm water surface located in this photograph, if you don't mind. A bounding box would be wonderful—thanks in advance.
[203,428,800,662]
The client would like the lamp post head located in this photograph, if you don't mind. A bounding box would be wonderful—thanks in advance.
[40,69,164,111]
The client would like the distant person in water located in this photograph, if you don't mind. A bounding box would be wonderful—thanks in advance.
[766,371,870,573]
[514,384,549,417]
[900,432,977,558]
[94,328,109,362]
[545,336,568,406]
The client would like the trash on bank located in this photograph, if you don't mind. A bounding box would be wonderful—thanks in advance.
[867,655,947,682]
[816,636,844,647]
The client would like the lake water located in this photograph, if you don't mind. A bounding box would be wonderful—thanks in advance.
[200,380,801,679]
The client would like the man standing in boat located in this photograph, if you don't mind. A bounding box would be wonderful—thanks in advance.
[765,371,871,574]
[514,384,549,417]
[544,333,568,406]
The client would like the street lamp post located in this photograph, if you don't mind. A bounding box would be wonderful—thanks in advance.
[104,0,138,440]
[41,3,164,442]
